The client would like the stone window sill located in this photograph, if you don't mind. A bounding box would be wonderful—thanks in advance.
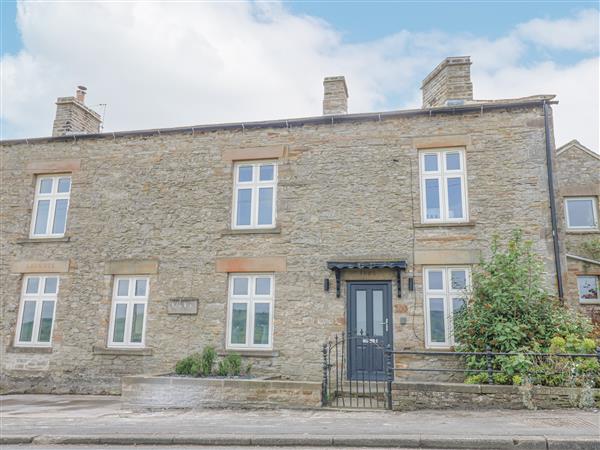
[414,222,475,229]
[7,346,53,354]
[566,230,600,235]
[92,345,153,356]
[16,236,71,244]
[221,227,281,236]
[219,349,280,358]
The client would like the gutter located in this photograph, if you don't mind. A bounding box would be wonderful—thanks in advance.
[1,98,557,146]
[543,101,564,302]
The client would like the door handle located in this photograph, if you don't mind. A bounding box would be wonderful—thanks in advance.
[380,318,389,332]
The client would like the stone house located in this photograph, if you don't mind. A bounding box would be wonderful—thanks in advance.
[1,56,593,394]
[555,140,600,317]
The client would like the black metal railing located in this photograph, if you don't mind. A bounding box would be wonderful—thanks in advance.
[322,340,600,410]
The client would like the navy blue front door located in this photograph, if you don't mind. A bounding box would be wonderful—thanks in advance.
[347,282,392,380]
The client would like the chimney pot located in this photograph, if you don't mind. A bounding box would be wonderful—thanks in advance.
[323,76,348,115]
[76,85,87,103]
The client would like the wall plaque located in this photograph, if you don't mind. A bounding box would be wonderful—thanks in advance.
[167,298,199,315]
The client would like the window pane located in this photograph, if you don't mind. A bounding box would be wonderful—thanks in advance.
[373,290,384,336]
[57,177,71,193]
[427,271,444,290]
[577,276,598,301]
[19,301,36,342]
[567,199,595,228]
[112,304,127,343]
[51,199,68,234]
[135,279,147,297]
[236,189,252,226]
[231,303,247,344]
[26,277,40,294]
[253,303,270,345]
[429,298,446,343]
[255,277,271,295]
[447,177,463,219]
[131,304,145,343]
[37,301,54,342]
[356,290,367,335]
[424,154,438,172]
[39,178,53,194]
[425,179,440,219]
[259,164,274,181]
[257,187,273,225]
[117,279,129,296]
[446,153,461,170]
[450,270,466,290]
[233,277,249,295]
[34,200,50,235]
[44,277,58,294]
[238,165,253,182]
[452,298,466,314]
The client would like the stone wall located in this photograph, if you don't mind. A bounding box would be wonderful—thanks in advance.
[392,381,600,410]
[1,101,559,393]
[555,142,600,313]
[121,374,321,410]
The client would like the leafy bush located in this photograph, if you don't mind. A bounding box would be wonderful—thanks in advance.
[453,230,597,387]
[217,353,243,376]
[175,353,202,376]
[200,346,217,376]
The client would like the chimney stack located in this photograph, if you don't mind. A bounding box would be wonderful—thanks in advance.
[323,76,348,115]
[421,56,473,108]
[52,86,102,137]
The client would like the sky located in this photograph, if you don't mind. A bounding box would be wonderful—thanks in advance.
[1,1,599,152]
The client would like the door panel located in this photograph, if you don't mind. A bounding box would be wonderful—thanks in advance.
[347,282,392,380]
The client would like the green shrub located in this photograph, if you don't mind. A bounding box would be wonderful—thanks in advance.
[453,230,597,387]
[216,353,243,377]
[200,346,217,376]
[175,353,202,376]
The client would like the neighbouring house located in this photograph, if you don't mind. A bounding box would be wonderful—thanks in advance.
[555,140,600,318]
[1,56,594,394]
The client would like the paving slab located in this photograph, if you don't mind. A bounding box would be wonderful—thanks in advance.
[1,394,598,449]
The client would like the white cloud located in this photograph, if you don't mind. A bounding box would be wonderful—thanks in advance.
[1,2,598,152]
[516,9,600,52]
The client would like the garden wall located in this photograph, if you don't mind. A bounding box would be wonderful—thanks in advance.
[121,374,322,410]
[392,381,600,410]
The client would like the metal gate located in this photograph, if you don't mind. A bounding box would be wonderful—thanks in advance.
[322,331,393,409]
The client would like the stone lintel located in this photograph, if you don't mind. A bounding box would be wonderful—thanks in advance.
[222,145,284,162]
[561,186,600,197]
[10,260,70,273]
[104,259,159,275]
[215,256,287,273]
[26,159,81,174]
[413,135,471,149]
[414,249,480,265]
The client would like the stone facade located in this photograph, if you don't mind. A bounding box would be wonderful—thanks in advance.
[555,140,600,314]
[1,57,566,394]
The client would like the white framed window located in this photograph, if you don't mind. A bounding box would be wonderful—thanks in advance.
[30,175,71,238]
[419,149,468,223]
[577,276,599,304]
[232,161,277,229]
[108,277,149,348]
[227,274,274,349]
[15,275,59,347]
[424,267,470,348]
[565,197,598,230]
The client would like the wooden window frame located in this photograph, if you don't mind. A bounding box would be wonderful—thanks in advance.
[30,174,72,238]
[15,275,59,347]
[107,276,150,348]
[231,161,277,229]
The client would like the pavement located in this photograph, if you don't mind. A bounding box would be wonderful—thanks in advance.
[1,394,599,449]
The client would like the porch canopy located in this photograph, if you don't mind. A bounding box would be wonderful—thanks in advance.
[326,260,407,298]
